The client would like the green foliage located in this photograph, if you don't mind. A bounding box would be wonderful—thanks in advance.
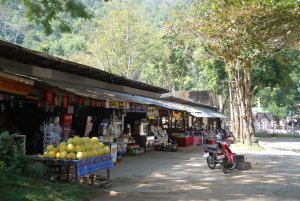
[255,46,300,118]
[0,161,5,175]
[0,0,110,34]
[257,87,292,118]
[0,1,29,44]
[69,1,169,81]
[0,176,102,201]
[2,0,299,101]
[0,131,26,175]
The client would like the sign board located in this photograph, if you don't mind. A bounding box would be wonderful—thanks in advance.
[147,106,158,117]
[110,143,118,164]
[0,76,33,96]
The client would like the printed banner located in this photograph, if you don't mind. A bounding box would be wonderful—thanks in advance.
[0,76,33,95]
[76,155,114,179]
[147,107,158,117]
[127,103,146,113]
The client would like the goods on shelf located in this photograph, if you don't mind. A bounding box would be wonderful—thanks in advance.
[127,144,144,155]
[43,119,62,151]
[43,136,111,160]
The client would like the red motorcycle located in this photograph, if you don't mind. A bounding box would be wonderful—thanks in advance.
[203,142,237,174]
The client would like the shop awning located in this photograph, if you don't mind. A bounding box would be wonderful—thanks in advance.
[4,72,227,118]
[24,77,181,110]
[189,107,227,118]
[39,78,227,118]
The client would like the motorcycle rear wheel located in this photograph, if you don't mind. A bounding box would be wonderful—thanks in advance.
[207,155,216,169]
[228,155,238,170]
[222,160,230,174]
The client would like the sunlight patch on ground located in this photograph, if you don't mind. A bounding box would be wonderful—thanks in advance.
[151,172,168,178]
[136,183,154,188]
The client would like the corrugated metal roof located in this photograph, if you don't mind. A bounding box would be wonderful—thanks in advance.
[0,40,169,93]
[160,95,216,110]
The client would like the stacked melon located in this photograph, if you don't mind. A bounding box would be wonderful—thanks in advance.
[43,136,111,160]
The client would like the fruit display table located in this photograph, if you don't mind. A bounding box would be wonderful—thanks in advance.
[34,155,113,185]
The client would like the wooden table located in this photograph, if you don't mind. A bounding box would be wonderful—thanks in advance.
[34,155,113,186]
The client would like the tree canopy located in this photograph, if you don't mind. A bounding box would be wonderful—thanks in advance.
[169,0,300,144]
[1,0,110,34]
[1,0,300,143]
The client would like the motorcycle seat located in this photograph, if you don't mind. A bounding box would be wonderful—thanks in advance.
[206,147,217,151]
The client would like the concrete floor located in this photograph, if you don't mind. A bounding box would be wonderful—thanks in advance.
[94,139,300,201]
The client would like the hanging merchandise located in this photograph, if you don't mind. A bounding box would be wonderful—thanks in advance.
[58,96,63,107]
[78,98,83,105]
[109,101,115,108]
[47,91,53,104]
[110,101,120,109]
[84,116,93,137]
[99,100,106,108]
[105,100,110,108]
[119,102,127,110]
[61,114,72,141]
[96,101,101,108]
[91,100,96,108]
[54,96,59,106]
[62,96,68,108]
[68,95,75,105]
[173,111,182,121]
[84,98,89,106]
[74,96,78,105]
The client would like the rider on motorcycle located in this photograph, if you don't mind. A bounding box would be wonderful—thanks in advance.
[216,130,223,150]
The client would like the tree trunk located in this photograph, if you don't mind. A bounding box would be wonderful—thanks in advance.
[249,106,256,137]
[239,103,244,143]
[229,82,235,134]
[233,89,240,141]
[243,68,253,145]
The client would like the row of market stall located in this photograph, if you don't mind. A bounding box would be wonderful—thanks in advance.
[0,39,227,183]
[0,71,225,154]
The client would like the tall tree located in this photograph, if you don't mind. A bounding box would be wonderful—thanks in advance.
[69,1,167,81]
[171,0,300,144]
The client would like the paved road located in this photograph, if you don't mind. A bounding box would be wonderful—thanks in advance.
[94,138,300,201]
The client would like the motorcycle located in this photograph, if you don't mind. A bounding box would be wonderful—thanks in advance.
[203,142,237,174]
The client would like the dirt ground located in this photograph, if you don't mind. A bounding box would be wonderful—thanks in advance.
[93,138,300,201]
